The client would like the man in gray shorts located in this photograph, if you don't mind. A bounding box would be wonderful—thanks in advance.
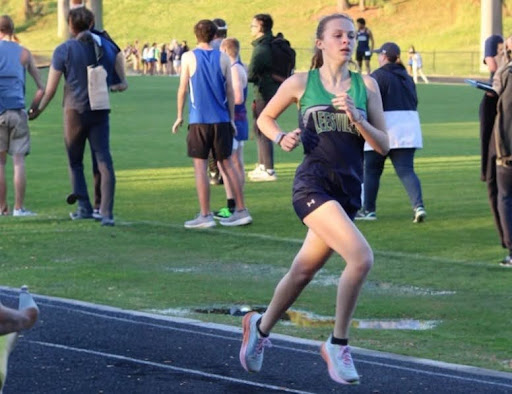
[0,15,44,216]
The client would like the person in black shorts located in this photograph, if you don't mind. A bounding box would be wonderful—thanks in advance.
[239,13,388,385]
[160,43,169,75]
[208,18,229,186]
[355,18,374,74]
[172,19,252,228]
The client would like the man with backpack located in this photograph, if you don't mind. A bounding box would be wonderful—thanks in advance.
[247,14,295,182]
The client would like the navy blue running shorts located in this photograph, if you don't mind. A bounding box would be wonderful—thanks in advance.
[293,193,358,223]
[292,163,360,223]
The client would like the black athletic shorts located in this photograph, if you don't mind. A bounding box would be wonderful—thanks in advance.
[356,51,372,62]
[187,122,233,160]
[292,162,360,222]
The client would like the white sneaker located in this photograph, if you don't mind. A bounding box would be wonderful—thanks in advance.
[247,164,264,176]
[92,209,103,220]
[413,206,427,223]
[12,208,37,217]
[499,256,512,267]
[239,312,271,372]
[247,165,277,182]
[184,213,216,229]
[321,336,360,384]
[219,209,252,227]
[355,210,377,221]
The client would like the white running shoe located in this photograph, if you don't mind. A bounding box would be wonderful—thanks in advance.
[321,336,360,385]
[499,255,512,267]
[355,210,377,221]
[239,312,271,373]
[413,206,427,223]
[247,165,277,182]
[92,209,103,221]
[12,208,37,217]
[184,213,216,229]
[219,209,252,227]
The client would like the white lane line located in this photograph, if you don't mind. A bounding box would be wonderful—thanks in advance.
[28,340,316,394]
[15,294,512,388]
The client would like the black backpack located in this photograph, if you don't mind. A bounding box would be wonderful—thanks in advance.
[270,33,296,84]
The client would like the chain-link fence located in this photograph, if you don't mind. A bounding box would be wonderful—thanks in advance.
[414,51,483,76]
[34,48,484,77]
[241,48,484,77]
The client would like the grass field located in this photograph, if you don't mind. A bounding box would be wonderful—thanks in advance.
[1,75,512,373]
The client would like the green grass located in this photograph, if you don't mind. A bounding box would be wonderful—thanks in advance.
[1,75,512,372]
[9,0,512,75]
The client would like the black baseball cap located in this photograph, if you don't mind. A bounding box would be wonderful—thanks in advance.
[373,42,401,58]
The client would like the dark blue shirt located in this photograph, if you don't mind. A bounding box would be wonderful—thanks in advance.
[52,31,118,112]
[484,35,504,81]
[371,63,418,111]
[356,29,371,53]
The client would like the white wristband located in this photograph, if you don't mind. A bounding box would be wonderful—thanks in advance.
[274,132,285,145]
[352,112,364,124]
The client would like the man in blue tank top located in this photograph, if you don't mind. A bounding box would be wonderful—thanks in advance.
[0,15,44,217]
[172,19,252,228]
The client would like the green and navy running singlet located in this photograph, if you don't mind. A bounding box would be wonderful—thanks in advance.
[292,69,367,221]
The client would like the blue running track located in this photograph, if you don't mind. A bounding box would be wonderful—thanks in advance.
[1,288,511,393]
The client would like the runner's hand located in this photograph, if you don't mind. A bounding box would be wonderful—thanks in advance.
[279,128,301,152]
[332,92,360,124]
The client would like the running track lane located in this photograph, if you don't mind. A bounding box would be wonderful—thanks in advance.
[1,289,511,393]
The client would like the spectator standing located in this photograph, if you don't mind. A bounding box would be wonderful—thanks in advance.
[160,43,169,75]
[214,37,249,219]
[141,43,150,75]
[149,42,158,75]
[131,40,140,73]
[490,35,512,267]
[169,39,178,75]
[208,18,229,185]
[408,45,429,84]
[479,34,507,262]
[173,41,184,75]
[247,14,280,182]
[355,17,374,74]
[211,18,227,50]
[30,7,127,226]
[172,19,252,228]
[0,15,44,216]
[357,42,426,223]
[181,40,189,52]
